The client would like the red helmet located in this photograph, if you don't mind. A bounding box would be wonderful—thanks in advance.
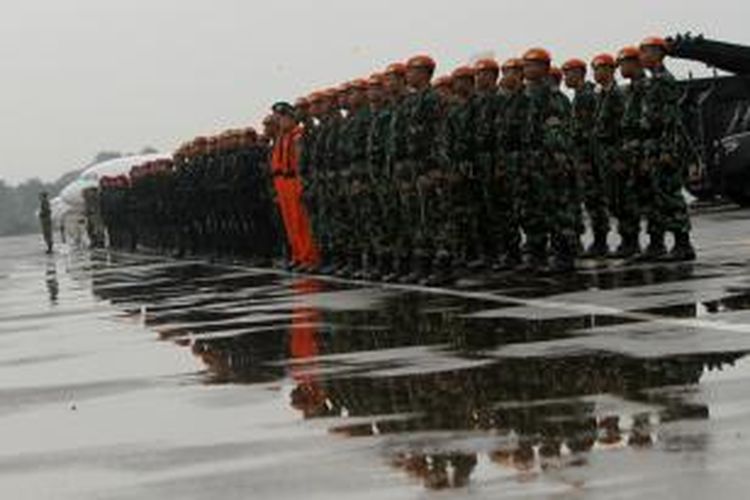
[432,75,453,88]
[474,58,500,73]
[451,65,475,79]
[591,53,617,68]
[406,54,436,71]
[501,58,525,71]
[523,48,552,64]
[350,78,369,90]
[617,46,641,63]
[640,36,668,50]
[562,58,587,73]
[384,62,407,76]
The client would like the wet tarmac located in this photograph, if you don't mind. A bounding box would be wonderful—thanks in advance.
[3,209,750,499]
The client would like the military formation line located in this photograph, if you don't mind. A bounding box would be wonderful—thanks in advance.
[97,36,696,284]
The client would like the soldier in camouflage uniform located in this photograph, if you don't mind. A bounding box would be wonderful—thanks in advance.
[496,58,526,261]
[520,48,578,271]
[591,53,624,257]
[444,66,477,270]
[563,58,599,254]
[433,75,454,106]
[315,89,344,273]
[364,74,391,279]
[322,84,351,273]
[397,55,449,283]
[639,36,695,261]
[614,46,649,258]
[337,79,373,277]
[380,63,409,281]
[474,58,521,269]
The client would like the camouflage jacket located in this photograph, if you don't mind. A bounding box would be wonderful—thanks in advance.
[366,105,393,177]
[386,96,408,165]
[641,68,682,139]
[401,87,447,167]
[523,82,572,153]
[621,77,648,142]
[571,82,597,156]
[497,87,528,152]
[338,107,372,171]
[473,89,506,156]
[593,83,624,146]
[445,95,477,165]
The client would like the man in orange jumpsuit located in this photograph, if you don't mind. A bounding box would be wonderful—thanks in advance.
[270,102,320,269]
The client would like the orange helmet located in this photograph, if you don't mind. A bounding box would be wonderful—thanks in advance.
[451,65,475,79]
[368,73,385,87]
[501,58,525,71]
[406,54,436,71]
[591,53,617,68]
[640,36,668,50]
[549,66,563,82]
[350,78,369,90]
[433,75,453,88]
[384,62,407,76]
[308,91,325,103]
[523,48,552,64]
[474,58,500,73]
[617,46,641,63]
[562,58,587,73]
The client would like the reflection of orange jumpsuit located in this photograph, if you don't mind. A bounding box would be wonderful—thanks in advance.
[288,279,327,418]
[271,128,320,266]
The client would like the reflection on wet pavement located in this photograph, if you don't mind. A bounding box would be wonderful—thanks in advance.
[3,210,750,499]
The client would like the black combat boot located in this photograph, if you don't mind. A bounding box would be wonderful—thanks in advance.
[385,254,408,283]
[611,233,640,259]
[402,250,430,284]
[582,231,609,258]
[550,238,576,273]
[664,231,696,262]
[637,233,667,262]
[425,249,452,286]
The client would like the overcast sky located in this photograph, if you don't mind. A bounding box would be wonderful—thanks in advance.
[0,0,747,185]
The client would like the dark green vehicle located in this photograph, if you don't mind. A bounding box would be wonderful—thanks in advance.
[669,34,750,205]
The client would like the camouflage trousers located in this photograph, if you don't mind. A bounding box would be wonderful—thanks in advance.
[609,167,641,240]
[520,151,579,259]
[486,152,521,260]
[585,150,612,238]
[445,168,481,262]
[645,155,691,235]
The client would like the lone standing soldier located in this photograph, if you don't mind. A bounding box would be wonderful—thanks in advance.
[38,192,53,254]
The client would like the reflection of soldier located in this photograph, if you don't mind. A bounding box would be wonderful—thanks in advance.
[288,278,328,419]
[38,192,53,254]
[45,260,59,305]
